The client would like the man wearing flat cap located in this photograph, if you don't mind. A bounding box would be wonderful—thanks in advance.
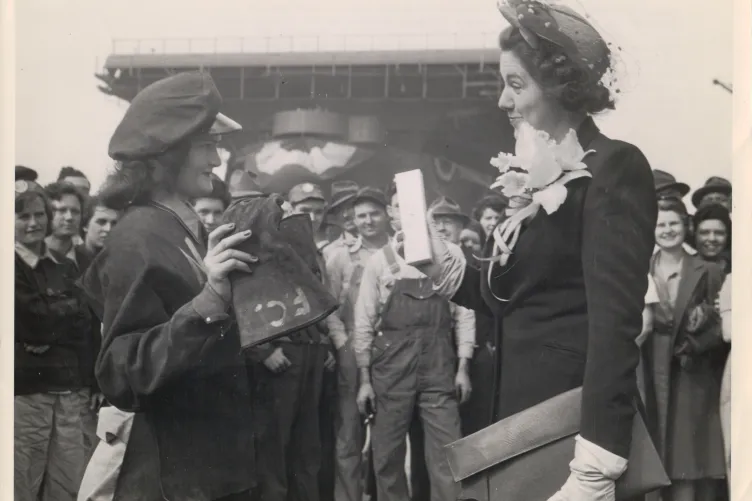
[692,176,732,212]
[324,186,392,501]
[78,71,259,501]
[288,182,328,246]
[319,180,360,261]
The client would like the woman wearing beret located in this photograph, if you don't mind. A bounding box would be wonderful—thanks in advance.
[643,199,726,501]
[79,72,259,501]
[419,2,657,500]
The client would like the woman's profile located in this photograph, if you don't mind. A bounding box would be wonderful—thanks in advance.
[418,2,658,500]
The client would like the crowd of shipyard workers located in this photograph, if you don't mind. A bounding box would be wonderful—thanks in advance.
[15,160,732,501]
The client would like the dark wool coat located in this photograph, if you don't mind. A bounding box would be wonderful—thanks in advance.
[82,201,256,501]
[451,117,657,478]
[642,253,726,479]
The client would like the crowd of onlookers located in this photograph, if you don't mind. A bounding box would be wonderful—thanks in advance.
[14,163,732,501]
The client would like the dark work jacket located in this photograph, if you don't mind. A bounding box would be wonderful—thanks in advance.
[82,202,256,501]
[15,245,94,395]
[452,117,657,459]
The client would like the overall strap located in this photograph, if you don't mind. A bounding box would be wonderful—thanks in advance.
[382,245,401,277]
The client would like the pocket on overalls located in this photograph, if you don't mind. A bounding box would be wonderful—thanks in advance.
[370,334,393,365]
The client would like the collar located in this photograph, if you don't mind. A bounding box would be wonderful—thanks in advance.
[349,235,391,254]
[575,116,600,150]
[152,193,204,243]
[652,243,697,256]
[15,242,56,269]
[45,236,78,264]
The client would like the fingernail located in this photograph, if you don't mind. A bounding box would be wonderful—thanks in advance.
[228,223,235,228]
[244,230,252,236]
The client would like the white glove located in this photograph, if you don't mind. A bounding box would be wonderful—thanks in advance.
[547,435,628,501]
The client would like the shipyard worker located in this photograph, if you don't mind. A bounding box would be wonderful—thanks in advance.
[77,71,259,501]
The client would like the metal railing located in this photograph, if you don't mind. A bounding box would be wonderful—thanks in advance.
[110,32,500,56]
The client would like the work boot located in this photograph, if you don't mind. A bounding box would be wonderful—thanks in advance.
[222,194,339,349]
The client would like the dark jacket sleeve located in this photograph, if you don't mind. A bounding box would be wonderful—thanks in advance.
[88,240,231,412]
[451,265,494,317]
[579,143,657,459]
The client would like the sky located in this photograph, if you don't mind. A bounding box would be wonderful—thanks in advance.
[15,0,732,194]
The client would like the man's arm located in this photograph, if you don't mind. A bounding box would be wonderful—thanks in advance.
[352,253,384,384]
[452,303,476,362]
[325,249,350,349]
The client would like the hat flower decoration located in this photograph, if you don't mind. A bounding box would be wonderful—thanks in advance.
[484,121,595,267]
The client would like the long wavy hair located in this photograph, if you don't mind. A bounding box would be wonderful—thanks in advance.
[98,141,192,211]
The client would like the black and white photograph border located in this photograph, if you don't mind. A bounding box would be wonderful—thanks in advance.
[1,0,750,500]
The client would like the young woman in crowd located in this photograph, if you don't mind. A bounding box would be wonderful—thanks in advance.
[14,180,94,501]
[691,204,731,276]
[419,3,658,499]
[644,199,726,501]
[471,194,506,240]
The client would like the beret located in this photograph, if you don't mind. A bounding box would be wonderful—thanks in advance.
[108,71,241,161]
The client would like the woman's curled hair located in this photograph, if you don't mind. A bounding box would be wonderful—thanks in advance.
[499,27,614,115]
[98,141,191,211]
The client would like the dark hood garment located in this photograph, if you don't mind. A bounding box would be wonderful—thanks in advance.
[81,201,256,501]
[221,195,338,349]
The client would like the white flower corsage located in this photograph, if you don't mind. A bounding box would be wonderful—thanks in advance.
[484,122,595,301]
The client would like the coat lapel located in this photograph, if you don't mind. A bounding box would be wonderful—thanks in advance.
[670,254,705,342]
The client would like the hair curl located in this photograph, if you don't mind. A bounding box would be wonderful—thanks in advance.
[44,181,87,212]
[98,142,191,211]
[58,166,87,181]
[657,198,691,236]
[499,27,614,115]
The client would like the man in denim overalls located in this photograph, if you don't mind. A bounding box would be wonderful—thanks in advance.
[352,186,475,501]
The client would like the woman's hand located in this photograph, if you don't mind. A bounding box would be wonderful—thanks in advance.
[204,223,258,302]
[547,436,626,501]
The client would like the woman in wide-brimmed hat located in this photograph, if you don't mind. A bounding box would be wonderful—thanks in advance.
[417,2,658,499]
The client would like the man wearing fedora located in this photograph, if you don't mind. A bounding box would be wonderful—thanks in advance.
[692,176,732,212]
[352,187,474,501]
[653,169,690,202]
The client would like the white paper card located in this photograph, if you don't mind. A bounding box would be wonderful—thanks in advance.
[395,170,432,266]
